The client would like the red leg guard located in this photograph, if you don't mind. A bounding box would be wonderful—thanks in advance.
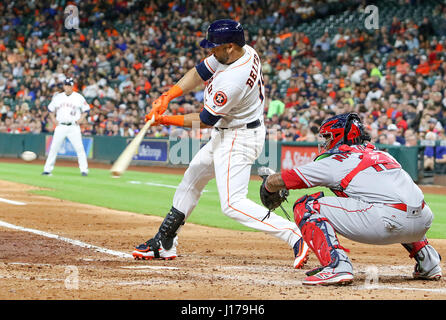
[301,221,333,266]
[407,239,429,258]
[293,192,324,228]
[293,192,340,267]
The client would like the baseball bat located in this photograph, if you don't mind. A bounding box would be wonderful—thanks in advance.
[110,116,155,177]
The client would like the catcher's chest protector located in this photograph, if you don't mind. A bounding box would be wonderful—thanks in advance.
[337,144,401,190]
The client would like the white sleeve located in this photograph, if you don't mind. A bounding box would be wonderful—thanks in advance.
[195,55,220,81]
[203,55,219,74]
[79,94,90,112]
[47,94,58,112]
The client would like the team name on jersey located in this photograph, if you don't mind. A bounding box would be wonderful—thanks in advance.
[246,54,260,88]
[332,153,351,162]
[206,76,214,95]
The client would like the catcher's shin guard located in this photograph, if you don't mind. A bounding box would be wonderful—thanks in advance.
[293,193,352,275]
[402,238,442,280]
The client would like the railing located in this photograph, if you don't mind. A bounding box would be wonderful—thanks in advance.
[0,133,435,183]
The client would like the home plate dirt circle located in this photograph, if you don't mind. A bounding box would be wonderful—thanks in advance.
[0,163,445,299]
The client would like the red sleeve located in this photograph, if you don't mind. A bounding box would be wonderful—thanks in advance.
[281,169,308,190]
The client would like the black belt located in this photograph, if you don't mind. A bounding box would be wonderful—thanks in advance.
[216,119,261,131]
[60,122,74,126]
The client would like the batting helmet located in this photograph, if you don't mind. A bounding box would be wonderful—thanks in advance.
[200,19,245,49]
[318,113,370,152]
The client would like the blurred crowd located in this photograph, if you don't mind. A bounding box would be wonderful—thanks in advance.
[1,0,446,170]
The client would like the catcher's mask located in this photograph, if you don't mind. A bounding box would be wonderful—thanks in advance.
[318,113,370,153]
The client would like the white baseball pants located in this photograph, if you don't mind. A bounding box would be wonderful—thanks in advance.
[43,124,88,173]
[172,126,302,248]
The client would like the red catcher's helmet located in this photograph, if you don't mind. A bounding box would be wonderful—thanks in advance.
[318,113,368,153]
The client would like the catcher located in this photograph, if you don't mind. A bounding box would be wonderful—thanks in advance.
[260,113,442,285]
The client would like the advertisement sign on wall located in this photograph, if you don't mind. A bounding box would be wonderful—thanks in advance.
[132,139,169,163]
[45,136,94,159]
[280,145,319,170]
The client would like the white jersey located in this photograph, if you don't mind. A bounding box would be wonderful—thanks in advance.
[48,91,90,123]
[200,45,265,128]
[290,147,424,206]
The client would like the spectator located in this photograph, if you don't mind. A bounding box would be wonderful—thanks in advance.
[267,94,286,119]
[423,131,446,172]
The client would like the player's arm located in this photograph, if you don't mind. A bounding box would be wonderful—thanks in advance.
[264,173,287,193]
[76,111,88,125]
[152,110,215,129]
[47,96,58,127]
[77,96,91,125]
[49,111,58,128]
[265,160,334,192]
[149,64,212,117]
[148,56,217,119]
[176,68,205,95]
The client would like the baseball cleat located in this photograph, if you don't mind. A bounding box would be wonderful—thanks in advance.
[413,264,442,280]
[81,172,88,177]
[302,270,354,286]
[133,236,178,261]
[293,238,310,269]
[41,172,52,176]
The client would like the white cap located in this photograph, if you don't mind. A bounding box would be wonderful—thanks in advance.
[387,124,398,131]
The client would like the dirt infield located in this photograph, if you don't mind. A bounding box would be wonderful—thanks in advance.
[0,159,445,300]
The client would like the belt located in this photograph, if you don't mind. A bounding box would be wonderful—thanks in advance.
[60,122,74,126]
[215,119,261,131]
[384,201,425,212]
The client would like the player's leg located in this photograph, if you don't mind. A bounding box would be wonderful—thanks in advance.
[66,125,88,174]
[213,128,308,268]
[43,126,67,174]
[401,205,442,280]
[133,138,215,260]
[293,192,353,285]
[402,238,442,280]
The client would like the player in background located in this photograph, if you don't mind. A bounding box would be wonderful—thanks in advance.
[260,113,442,285]
[42,78,90,176]
[132,19,310,269]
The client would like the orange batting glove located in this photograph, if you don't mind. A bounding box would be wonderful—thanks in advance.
[147,85,183,120]
[145,113,184,127]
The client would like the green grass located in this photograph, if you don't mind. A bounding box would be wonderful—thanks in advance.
[0,162,444,239]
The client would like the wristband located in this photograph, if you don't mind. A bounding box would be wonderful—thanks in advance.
[162,115,185,127]
[165,85,183,100]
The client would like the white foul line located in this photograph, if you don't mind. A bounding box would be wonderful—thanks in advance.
[128,181,209,192]
[354,284,446,294]
[0,219,132,259]
[0,197,26,206]
[120,265,179,270]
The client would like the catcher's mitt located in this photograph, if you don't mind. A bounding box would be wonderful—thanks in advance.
[258,167,290,221]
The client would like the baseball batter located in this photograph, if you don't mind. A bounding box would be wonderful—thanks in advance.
[42,78,90,176]
[132,19,309,268]
[261,113,442,285]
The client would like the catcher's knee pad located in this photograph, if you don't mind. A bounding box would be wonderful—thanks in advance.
[156,206,185,250]
[293,191,324,228]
